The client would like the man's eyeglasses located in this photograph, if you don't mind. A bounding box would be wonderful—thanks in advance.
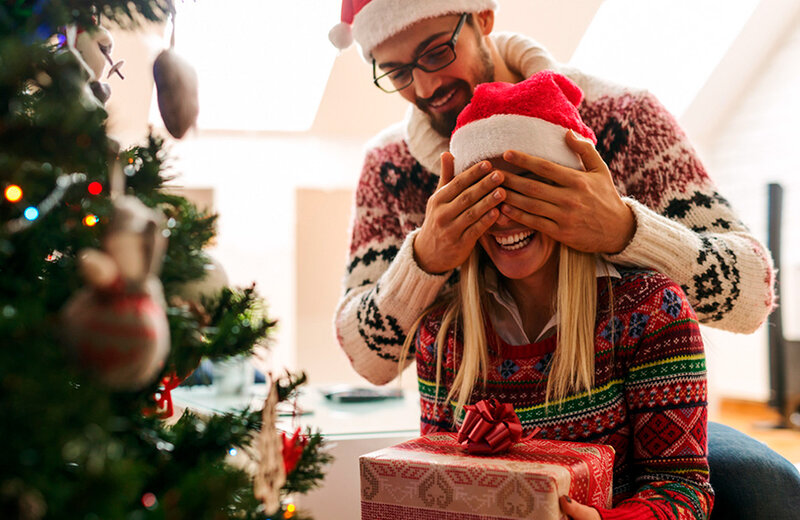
[373,13,467,94]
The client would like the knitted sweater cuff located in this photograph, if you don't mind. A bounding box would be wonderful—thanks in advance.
[603,197,699,270]
[378,228,452,329]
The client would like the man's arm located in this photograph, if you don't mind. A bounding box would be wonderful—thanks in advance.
[604,92,775,333]
[335,144,504,384]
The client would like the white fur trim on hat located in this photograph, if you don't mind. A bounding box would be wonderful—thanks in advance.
[450,113,583,174]
[353,0,498,61]
[329,21,354,50]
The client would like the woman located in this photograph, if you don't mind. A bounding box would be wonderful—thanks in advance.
[400,71,713,520]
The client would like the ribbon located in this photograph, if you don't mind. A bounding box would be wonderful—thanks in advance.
[456,399,539,455]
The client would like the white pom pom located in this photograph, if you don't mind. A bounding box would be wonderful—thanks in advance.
[328,22,353,50]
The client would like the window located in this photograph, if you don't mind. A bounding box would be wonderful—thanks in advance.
[152,0,339,131]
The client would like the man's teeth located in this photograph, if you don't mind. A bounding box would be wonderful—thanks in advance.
[495,231,535,250]
[429,89,455,108]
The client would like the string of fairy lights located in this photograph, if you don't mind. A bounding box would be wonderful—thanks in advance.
[3,154,145,235]
[4,174,101,234]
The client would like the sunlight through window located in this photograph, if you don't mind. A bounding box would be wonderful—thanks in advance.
[570,0,760,117]
[152,0,339,132]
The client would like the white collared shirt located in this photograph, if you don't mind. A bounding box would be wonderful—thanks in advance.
[484,258,621,345]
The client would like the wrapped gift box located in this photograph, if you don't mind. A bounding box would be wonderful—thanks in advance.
[360,432,614,520]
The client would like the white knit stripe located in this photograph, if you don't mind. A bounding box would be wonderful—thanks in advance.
[450,113,584,174]
[352,0,498,61]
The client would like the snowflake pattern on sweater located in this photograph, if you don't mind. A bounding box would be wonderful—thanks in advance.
[415,269,713,520]
[334,34,775,386]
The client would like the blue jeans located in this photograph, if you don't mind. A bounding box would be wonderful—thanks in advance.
[708,422,800,519]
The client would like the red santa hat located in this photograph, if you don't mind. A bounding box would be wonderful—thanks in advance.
[450,70,597,175]
[329,0,498,61]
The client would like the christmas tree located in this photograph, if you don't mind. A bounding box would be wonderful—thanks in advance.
[0,2,330,519]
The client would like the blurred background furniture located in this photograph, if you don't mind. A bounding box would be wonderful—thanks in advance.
[766,183,800,429]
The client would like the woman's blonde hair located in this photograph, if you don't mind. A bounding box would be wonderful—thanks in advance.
[400,243,604,421]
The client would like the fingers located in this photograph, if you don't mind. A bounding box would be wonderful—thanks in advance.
[437,152,455,191]
[559,495,601,520]
[462,207,500,243]
[436,159,495,203]
[450,184,506,233]
[502,150,577,187]
[500,203,559,237]
[501,171,565,206]
[565,129,604,172]
[502,189,560,221]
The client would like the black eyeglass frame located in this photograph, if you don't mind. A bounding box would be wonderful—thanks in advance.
[372,13,468,93]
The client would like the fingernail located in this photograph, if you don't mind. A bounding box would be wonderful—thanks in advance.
[481,161,491,171]
[491,172,501,181]
[504,151,515,160]
[564,495,572,503]
[493,189,502,199]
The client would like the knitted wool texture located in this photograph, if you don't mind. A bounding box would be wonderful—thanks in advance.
[451,70,597,173]
[415,269,713,520]
[334,33,775,386]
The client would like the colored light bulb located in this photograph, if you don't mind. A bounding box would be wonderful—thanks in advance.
[88,181,102,195]
[24,207,39,221]
[141,492,157,509]
[83,214,98,227]
[5,185,23,202]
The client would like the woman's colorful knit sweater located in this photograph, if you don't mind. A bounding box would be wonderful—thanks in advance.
[415,268,713,520]
[334,33,775,386]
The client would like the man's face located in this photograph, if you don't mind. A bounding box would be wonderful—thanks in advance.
[371,13,495,137]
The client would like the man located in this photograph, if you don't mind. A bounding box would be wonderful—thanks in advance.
[329,1,800,518]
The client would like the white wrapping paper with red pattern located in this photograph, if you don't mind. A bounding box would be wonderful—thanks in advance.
[360,432,614,520]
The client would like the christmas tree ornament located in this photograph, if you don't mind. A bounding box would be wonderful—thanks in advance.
[61,188,171,391]
[75,25,118,81]
[254,381,286,515]
[153,12,199,139]
[62,25,114,107]
[144,372,184,418]
[281,427,308,475]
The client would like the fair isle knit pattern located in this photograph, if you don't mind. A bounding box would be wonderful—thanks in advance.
[415,269,713,520]
[334,32,775,385]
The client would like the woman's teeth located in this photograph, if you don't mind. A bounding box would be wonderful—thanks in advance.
[429,88,455,108]
[495,231,535,250]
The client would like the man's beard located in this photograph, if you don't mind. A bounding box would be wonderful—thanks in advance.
[417,40,494,137]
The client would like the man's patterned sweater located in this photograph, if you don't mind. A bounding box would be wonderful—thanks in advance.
[335,33,775,385]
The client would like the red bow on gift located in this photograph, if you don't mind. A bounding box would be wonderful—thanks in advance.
[457,399,539,455]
